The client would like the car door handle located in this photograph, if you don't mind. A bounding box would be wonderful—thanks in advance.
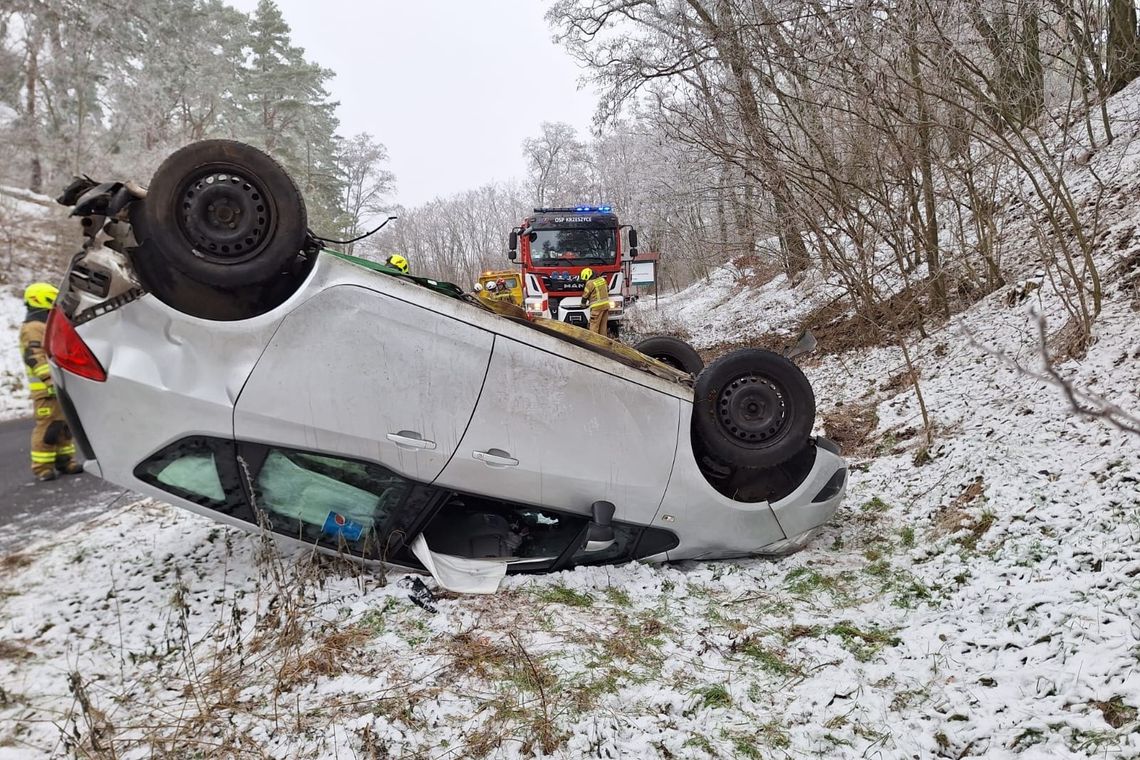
[472,449,519,468]
[386,432,437,451]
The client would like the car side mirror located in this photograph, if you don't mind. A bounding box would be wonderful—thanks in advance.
[583,500,616,552]
[508,230,518,261]
[628,229,639,259]
[785,329,818,360]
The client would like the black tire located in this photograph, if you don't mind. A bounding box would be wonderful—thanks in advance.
[129,237,314,320]
[692,349,815,469]
[135,140,307,289]
[635,335,704,375]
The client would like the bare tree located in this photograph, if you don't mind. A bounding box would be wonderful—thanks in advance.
[337,132,395,254]
[522,121,590,206]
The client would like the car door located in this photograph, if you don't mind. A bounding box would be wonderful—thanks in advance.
[433,333,681,526]
[234,284,493,483]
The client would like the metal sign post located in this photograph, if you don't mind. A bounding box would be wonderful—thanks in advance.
[629,260,656,310]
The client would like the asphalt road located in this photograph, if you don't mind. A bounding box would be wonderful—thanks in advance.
[0,416,131,552]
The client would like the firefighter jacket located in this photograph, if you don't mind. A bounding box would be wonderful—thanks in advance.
[582,276,611,311]
[20,312,54,400]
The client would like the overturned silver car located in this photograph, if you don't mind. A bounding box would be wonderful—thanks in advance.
[44,141,846,592]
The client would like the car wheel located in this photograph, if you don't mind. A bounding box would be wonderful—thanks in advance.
[692,348,815,469]
[135,140,307,289]
[634,335,704,375]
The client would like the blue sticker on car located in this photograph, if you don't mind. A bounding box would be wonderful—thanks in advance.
[322,511,364,541]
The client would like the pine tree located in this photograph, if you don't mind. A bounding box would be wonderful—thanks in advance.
[240,0,344,233]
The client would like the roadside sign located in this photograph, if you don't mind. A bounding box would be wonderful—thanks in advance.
[630,261,655,285]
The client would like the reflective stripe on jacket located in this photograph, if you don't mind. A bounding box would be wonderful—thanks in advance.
[19,318,54,400]
[582,276,610,311]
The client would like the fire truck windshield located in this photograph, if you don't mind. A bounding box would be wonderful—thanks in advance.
[528,229,617,267]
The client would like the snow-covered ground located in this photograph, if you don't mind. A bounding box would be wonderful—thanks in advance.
[2,102,1140,760]
[0,289,28,421]
[0,266,1136,758]
[625,264,845,351]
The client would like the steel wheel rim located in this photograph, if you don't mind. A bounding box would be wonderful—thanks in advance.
[716,373,787,445]
[178,169,273,265]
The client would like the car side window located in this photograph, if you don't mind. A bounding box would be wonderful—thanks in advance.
[251,448,411,553]
[135,437,244,513]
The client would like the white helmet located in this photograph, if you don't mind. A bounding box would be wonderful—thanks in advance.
[473,283,484,293]
[485,280,497,291]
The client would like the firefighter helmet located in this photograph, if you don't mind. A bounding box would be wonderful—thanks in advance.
[386,254,409,274]
[580,268,594,281]
[24,282,59,310]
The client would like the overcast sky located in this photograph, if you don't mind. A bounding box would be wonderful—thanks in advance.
[226,0,599,209]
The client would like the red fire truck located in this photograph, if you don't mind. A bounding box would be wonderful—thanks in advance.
[508,205,638,337]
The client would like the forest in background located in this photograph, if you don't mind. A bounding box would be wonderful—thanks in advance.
[0,0,392,244]
[376,0,1140,353]
[3,0,1140,346]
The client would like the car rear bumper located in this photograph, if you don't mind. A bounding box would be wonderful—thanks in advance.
[54,381,96,462]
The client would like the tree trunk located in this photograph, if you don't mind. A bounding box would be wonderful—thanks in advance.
[1107,0,1140,94]
[966,1,1044,130]
[1020,8,1044,123]
[908,12,947,317]
[716,165,729,255]
[25,29,42,194]
[688,0,810,277]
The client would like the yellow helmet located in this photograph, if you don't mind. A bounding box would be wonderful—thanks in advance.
[580,267,594,281]
[386,254,409,274]
[24,282,59,310]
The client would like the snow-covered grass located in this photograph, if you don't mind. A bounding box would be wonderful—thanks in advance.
[1,263,1137,758]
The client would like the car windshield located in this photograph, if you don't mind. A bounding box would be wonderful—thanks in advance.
[529,229,617,267]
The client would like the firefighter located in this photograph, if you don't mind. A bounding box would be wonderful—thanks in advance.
[479,280,501,302]
[385,253,409,274]
[579,267,611,336]
[19,282,82,482]
[491,279,514,303]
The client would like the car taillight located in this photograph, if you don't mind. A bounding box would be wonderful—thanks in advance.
[45,308,107,382]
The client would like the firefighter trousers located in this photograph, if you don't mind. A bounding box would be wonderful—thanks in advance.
[588,307,610,336]
[31,396,77,477]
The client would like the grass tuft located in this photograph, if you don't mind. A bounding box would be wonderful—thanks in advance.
[861,496,890,513]
[695,683,732,709]
[736,637,793,675]
[536,585,594,607]
[1091,696,1137,729]
[829,621,901,661]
